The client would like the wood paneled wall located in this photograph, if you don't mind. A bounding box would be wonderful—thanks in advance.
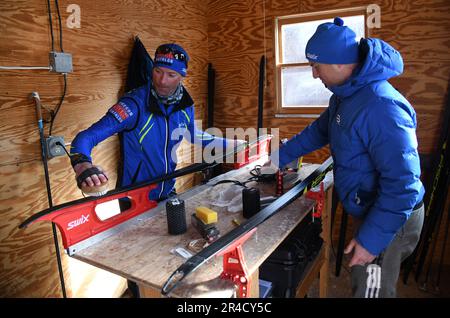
[1,0,449,297]
[208,0,450,263]
[0,0,209,297]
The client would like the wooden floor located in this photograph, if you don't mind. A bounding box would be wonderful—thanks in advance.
[306,250,450,298]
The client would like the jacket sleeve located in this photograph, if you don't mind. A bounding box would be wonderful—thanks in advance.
[185,107,229,150]
[270,107,330,168]
[356,99,423,255]
[70,98,139,163]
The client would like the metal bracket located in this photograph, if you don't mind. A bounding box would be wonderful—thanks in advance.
[306,182,325,218]
[218,228,256,298]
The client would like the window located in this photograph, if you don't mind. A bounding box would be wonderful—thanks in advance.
[275,8,368,115]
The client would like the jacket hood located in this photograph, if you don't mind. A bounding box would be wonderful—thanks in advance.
[329,38,404,97]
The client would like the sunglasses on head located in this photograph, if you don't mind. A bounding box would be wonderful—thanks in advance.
[155,46,188,64]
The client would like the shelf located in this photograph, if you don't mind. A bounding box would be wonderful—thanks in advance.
[295,245,326,298]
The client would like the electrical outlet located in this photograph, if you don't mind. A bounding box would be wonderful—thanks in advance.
[46,136,65,159]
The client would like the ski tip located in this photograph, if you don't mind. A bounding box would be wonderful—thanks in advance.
[161,270,185,296]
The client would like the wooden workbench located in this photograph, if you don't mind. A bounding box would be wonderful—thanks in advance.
[72,159,333,298]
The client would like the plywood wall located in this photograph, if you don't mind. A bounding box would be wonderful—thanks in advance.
[1,0,449,298]
[0,0,209,297]
[208,0,450,264]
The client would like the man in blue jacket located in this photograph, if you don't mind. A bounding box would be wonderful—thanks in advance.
[70,43,237,201]
[270,17,425,297]
[70,43,242,298]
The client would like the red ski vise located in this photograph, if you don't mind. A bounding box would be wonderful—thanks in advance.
[306,182,325,218]
[234,135,272,169]
[19,184,158,255]
[218,228,257,298]
[276,169,284,196]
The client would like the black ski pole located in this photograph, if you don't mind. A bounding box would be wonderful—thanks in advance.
[404,82,450,283]
[421,171,450,291]
[419,189,446,292]
[335,208,348,277]
[204,63,216,181]
[257,55,265,139]
[415,137,450,282]
[412,82,450,283]
[207,63,215,129]
[435,200,450,293]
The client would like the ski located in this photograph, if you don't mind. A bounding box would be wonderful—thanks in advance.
[161,156,333,296]
[19,162,212,229]
[19,136,270,229]
[403,82,450,283]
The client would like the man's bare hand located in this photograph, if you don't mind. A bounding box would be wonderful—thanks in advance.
[262,160,279,174]
[234,139,247,149]
[344,238,376,267]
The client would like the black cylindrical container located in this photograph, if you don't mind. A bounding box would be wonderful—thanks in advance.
[166,198,187,235]
[242,187,261,219]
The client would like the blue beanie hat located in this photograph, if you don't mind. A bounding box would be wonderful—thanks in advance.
[154,43,189,77]
[305,17,360,64]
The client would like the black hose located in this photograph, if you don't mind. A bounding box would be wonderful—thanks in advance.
[46,0,55,52]
[34,93,67,298]
[48,0,67,136]
[54,0,64,52]
[49,73,67,136]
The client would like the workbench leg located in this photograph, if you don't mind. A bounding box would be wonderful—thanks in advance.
[138,284,162,298]
[248,269,260,298]
[319,188,332,298]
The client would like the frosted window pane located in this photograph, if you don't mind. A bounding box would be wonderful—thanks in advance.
[282,66,332,107]
[281,15,365,64]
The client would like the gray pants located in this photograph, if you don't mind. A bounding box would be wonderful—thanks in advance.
[351,204,424,298]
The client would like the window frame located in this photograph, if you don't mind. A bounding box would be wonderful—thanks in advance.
[274,7,370,115]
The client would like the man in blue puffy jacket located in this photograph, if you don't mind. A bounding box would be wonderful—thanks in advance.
[270,17,425,297]
[70,43,238,201]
